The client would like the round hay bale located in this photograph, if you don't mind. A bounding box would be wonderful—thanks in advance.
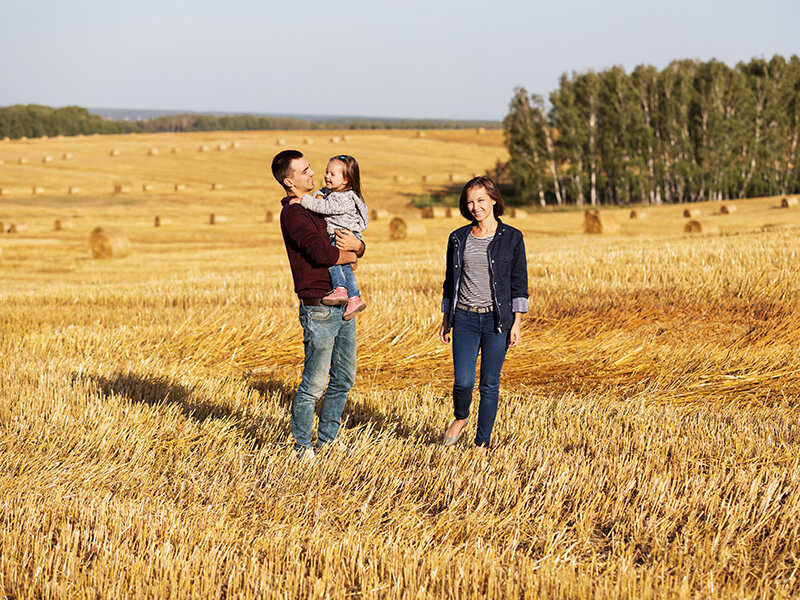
[68,186,81,194]
[211,183,223,191]
[449,173,464,183]
[7,223,27,233]
[113,184,130,194]
[217,143,228,151]
[720,203,737,214]
[0,159,3,165]
[142,183,154,192]
[171,147,181,154]
[684,220,719,234]
[265,211,274,223]
[394,175,404,182]
[421,206,448,219]
[18,157,28,164]
[683,207,701,218]
[389,217,425,240]
[343,135,350,141]
[476,127,486,134]
[90,227,131,259]
[154,216,171,227]
[109,149,120,157]
[629,210,648,219]
[62,152,73,160]
[32,186,44,195]
[148,148,159,156]
[174,183,186,191]
[42,155,53,163]
[421,174,431,183]
[781,196,798,208]
[20,136,27,141]
[198,144,209,152]
[209,213,227,225]
[54,219,73,231]
[369,208,390,221]
[304,138,314,145]
[276,139,286,146]
[0,188,9,197]
[2,137,9,142]
[0,222,4,233]
[583,209,620,234]
[508,208,527,218]
[330,136,341,143]
[231,141,241,149]
[417,131,426,138]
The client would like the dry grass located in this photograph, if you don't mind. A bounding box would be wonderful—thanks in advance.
[1,131,800,598]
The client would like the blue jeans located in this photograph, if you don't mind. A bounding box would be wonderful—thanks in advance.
[328,233,361,297]
[452,308,509,447]
[292,303,357,451]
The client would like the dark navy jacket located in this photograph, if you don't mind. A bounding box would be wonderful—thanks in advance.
[441,220,529,333]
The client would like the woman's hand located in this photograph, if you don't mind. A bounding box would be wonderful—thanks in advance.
[508,317,522,348]
[439,314,450,344]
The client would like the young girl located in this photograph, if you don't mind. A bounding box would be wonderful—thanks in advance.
[301,154,369,320]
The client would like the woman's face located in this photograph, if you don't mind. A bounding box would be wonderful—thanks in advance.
[324,160,348,191]
[466,186,496,223]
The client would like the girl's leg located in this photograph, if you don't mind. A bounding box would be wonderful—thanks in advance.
[474,313,509,447]
[328,264,346,290]
[451,309,481,421]
[341,263,361,298]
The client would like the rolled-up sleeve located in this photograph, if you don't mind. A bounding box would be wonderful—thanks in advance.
[511,234,529,313]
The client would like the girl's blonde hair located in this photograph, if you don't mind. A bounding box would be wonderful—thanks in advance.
[329,155,363,200]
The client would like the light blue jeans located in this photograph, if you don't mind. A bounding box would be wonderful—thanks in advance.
[328,232,361,297]
[292,303,357,451]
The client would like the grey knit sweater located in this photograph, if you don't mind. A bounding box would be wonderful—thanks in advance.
[300,188,369,236]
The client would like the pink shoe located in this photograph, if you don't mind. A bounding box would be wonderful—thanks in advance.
[322,287,348,306]
[343,296,366,320]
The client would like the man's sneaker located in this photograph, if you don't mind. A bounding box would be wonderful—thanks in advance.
[322,287,348,306]
[343,296,367,320]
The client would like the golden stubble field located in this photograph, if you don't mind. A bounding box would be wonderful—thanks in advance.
[1,130,800,598]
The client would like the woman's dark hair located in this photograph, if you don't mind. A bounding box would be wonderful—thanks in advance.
[459,176,504,221]
[329,155,364,200]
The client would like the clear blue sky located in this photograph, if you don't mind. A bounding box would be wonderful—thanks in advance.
[1,0,797,120]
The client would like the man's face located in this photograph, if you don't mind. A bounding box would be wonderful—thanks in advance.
[285,157,315,195]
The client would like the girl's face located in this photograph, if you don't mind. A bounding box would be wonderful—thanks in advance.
[466,186,496,224]
[324,160,348,191]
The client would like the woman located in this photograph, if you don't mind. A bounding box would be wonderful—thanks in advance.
[439,176,528,452]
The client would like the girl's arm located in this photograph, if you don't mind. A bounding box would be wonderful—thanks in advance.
[300,191,354,216]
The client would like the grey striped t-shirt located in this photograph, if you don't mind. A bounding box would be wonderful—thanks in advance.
[458,232,494,308]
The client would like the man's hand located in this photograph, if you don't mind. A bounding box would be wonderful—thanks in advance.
[335,229,362,252]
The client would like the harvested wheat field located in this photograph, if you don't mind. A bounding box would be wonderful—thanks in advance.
[1,131,800,598]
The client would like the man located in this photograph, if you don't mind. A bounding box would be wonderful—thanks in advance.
[271,149,366,460]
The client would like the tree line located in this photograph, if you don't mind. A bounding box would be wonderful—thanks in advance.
[0,104,499,139]
[504,55,800,206]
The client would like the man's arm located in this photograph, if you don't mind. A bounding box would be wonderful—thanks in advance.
[281,205,340,267]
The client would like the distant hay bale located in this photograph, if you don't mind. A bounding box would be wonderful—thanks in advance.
[142,183,154,192]
[781,196,798,208]
[276,139,286,146]
[42,155,53,163]
[720,203,737,214]
[583,209,620,234]
[476,127,486,134]
[231,141,241,149]
[394,175,404,182]
[330,136,341,143]
[417,131,426,138]
[265,211,274,223]
[2,137,9,142]
[174,183,186,191]
[113,184,130,194]
[369,208,390,221]
[389,217,425,240]
[211,183,223,190]
[171,147,181,154]
[217,143,228,151]
[62,152,73,160]
[147,148,159,156]
[508,208,527,218]
[421,174,431,183]
[209,213,227,225]
[90,227,131,259]
[18,158,28,164]
[7,223,27,234]
[304,138,314,145]
[154,216,171,227]
[0,188,9,197]
[629,210,648,219]
[343,135,350,141]
[421,206,449,219]
[31,186,44,195]
[109,149,120,157]
[449,173,464,183]
[68,186,81,194]
[684,220,719,234]
[683,207,701,218]
[54,219,73,231]
[198,144,209,152]
[0,222,4,233]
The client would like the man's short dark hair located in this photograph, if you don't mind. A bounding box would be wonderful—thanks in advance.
[271,150,304,190]
[459,176,505,221]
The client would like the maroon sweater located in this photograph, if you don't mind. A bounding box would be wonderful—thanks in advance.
[280,199,342,299]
